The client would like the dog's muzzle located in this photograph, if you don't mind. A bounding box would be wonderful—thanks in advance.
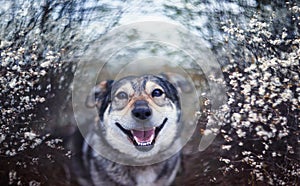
[116,118,167,152]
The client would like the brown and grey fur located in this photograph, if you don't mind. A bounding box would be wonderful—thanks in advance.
[74,73,190,186]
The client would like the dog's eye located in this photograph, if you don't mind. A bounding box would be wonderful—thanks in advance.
[116,91,128,100]
[151,89,164,97]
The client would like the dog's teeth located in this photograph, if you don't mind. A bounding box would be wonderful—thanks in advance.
[134,138,154,146]
[136,141,152,146]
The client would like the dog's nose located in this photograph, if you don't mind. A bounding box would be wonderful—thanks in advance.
[132,100,152,120]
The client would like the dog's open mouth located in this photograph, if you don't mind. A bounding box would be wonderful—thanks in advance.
[116,118,167,149]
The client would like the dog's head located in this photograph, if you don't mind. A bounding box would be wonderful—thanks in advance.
[86,74,191,159]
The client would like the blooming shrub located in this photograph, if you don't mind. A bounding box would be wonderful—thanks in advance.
[218,4,300,185]
[0,43,74,185]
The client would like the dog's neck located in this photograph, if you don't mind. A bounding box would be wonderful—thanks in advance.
[89,151,180,186]
[83,130,181,186]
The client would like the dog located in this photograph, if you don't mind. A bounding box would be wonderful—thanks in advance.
[73,73,192,186]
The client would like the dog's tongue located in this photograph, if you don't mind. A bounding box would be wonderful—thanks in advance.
[131,129,155,143]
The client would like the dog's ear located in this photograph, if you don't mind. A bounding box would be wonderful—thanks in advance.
[159,72,193,93]
[85,80,114,109]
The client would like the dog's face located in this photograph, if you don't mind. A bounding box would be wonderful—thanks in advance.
[87,74,187,159]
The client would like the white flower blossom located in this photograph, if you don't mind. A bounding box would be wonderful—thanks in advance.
[24,131,36,139]
[236,129,246,138]
[222,145,232,150]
